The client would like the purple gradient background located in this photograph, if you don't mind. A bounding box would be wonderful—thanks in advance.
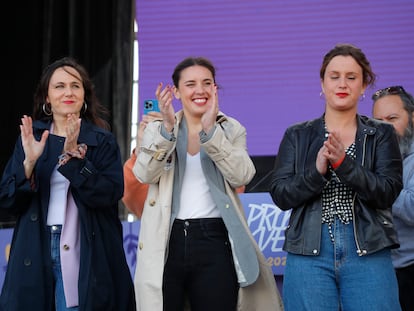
[136,0,414,156]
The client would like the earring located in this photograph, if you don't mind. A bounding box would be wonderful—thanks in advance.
[319,91,324,98]
[42,103,52,116]
[82,102,88,114]
[360,93,365,101]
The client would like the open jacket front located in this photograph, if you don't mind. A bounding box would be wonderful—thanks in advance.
[270,115,402,257]
[0,120,136,310]
[133,110,283,311]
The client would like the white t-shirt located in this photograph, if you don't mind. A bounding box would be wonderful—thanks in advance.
[46,166,69,225]
[177,152,221,219]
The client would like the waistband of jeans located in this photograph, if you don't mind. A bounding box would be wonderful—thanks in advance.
[48,225,63,233]
[173,218,227,232]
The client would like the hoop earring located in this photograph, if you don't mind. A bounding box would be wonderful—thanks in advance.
[360,93,365,101]
[42,103,52,116]
[319,91,325,99]
[82,102,88,114]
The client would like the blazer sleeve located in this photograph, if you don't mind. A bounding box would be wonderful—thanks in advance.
[201,117,256,188]
[0,136,35,212]
[58,131,124,209]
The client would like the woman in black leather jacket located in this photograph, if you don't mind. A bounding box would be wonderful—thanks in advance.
[270,44,403,311]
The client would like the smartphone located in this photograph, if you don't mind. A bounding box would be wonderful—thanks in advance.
[143,99,160,114]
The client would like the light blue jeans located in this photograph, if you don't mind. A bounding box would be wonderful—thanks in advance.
[283,221,401,311]
[50,225,79,311]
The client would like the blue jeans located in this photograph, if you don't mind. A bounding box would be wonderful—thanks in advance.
[283,221,401,311]
[50,225,79,311]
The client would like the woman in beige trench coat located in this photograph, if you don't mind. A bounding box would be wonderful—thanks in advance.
[132,56,283,311]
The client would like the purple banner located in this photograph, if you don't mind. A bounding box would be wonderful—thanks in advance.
[136,0,414,156]
[240,192,289,275]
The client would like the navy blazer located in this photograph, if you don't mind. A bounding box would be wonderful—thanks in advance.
[0,119,136,310]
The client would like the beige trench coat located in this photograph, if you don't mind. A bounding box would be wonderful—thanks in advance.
[133,111,283,311]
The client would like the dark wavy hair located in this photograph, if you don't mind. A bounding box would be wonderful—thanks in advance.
[32,57,110,130]
[171,57,217,88]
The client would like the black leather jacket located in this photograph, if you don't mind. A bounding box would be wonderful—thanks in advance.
[270,115,402,256]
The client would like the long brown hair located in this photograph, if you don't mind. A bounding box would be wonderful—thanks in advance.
[32,57,110,130]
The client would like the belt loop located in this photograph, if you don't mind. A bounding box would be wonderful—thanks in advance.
[49,225,62,233]
[200,218,207,232]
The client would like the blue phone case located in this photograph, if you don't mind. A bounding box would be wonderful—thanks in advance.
[144,99,160,114]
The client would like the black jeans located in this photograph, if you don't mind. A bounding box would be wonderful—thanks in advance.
[396,264,414,311]
[163,218,238,311]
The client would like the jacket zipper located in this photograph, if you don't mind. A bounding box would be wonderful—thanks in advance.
[352,133,367,256]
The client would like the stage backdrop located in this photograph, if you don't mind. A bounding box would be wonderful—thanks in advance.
[136,0,414,156]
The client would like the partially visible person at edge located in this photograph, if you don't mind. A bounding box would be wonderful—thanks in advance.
[0,57,136,310]
[372,85,414,311]
[130,56,283,311]
[122,112,162,218]
[122,113,245,218]
[270,43,403,310]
